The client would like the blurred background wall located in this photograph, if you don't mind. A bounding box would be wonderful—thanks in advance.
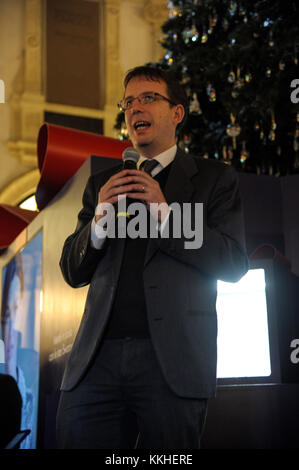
[0,0,167,211]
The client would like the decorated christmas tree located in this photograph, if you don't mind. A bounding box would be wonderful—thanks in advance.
[116,0,299,176]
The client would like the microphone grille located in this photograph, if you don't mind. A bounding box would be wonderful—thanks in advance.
[122,147,140,163]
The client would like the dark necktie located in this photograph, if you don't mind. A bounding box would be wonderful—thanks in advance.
[140,159,159,175]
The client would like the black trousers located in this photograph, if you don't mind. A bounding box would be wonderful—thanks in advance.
[56,338,208,449]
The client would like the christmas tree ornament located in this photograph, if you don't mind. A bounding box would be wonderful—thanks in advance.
[234,68,244,88]
[228,71,236,83]
[229,0,237,16]
[167,1,174,11]
[167,1,178,18]
[266,68,271,77]
[207,83,216,102]
[227,147,234,160]
[181,75,190,85]
[211,10,218,27]
[294,43,299,65]
[201,30,208,43]
[183,134,190,153]
[118,121,128,141]
[226,114,241,149]
[222,18,229,31]
[268,111,276,141]
[245,72,252,82]
[208,15,214,34]
[180,65,189,84]
[208,11,218,34]
[189,92,202,114]
[240,141,249,165]
[164,51,173,65]
[278,60,285,70]
[191,24,199,42]
[231,68,244,98]
[182,26,192,44]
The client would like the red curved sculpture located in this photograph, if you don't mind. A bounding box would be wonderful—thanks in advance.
[36,123,132,210]
[0,204,38,251]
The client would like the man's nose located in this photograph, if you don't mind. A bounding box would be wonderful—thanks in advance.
[131,97,144,112]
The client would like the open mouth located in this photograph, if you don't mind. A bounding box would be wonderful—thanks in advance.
[134,121,151,130]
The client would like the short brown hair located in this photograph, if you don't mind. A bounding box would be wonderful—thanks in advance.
[124,65,188,132]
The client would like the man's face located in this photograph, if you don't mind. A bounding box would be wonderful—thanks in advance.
[124,76,184,158]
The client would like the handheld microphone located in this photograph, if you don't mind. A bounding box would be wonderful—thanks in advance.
[117,148,140,221]
[122,147,140,169]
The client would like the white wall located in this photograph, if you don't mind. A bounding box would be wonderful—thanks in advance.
[0,0,28,191]
[120,0,155,77]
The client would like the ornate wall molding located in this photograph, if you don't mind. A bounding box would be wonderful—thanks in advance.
[6,0,163,168]
[7,0,116,167]
[103,0,123,137]
[0,169,40,206]
[7,0,44,167]
[144,0,168,61]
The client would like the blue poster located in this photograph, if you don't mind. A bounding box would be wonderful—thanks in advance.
[1,230,42,449]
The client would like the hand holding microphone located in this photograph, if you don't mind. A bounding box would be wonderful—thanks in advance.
[95,147,168,224]
[95,148,140,223]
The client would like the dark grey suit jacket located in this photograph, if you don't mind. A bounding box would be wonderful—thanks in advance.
[59,148,248,398]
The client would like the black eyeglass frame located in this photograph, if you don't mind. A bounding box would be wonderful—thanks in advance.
[117,92,176,112]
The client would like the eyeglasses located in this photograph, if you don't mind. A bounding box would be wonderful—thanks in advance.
[118,92,176,112]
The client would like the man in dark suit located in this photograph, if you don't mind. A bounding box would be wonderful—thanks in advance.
[56,66,248,449]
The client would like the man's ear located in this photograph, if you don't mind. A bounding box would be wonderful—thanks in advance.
[173,104,185,126]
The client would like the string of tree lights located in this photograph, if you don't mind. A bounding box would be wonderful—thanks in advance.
[115,0,299,176]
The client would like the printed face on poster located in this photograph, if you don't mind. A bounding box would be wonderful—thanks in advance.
[0,230,42,449]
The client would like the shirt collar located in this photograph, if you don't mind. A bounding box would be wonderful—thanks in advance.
[137,144,177,172]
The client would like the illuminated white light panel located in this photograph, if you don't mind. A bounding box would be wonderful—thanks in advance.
[19,195,38,211]
[216,268,271,378]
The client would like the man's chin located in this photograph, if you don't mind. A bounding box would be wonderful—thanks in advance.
[137,142,150,148]
[133,140,151,151]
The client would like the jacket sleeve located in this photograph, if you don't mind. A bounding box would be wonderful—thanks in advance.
[59,174,108,288]
[157,164,249,282]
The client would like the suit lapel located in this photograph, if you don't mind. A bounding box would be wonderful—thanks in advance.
[164,148,197,204]
[144,148,198,267]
